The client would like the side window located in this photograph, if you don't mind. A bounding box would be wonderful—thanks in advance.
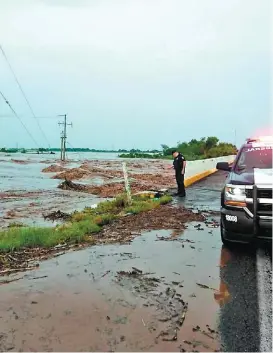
[234,149,245,171]
[237,151,246,167]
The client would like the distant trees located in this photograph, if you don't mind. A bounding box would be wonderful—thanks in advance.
[161,137,236,160]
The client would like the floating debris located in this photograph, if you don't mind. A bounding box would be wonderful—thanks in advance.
[43,210,71,221]
[42,164,67,173]
[196,283,216,291]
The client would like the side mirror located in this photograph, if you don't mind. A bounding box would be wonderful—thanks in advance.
[216,162,231,172]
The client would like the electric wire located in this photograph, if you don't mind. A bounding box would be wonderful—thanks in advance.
[0,90,40,148]
[66,141,83,160]
[0,45,51,148]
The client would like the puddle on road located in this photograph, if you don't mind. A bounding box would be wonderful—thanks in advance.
[0,223,223,352]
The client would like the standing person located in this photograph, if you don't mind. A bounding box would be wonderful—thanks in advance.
[172,150,186,197]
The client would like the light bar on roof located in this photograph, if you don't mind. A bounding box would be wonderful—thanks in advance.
[246,135,273,143]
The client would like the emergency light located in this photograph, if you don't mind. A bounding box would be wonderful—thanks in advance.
[246,135,273,144]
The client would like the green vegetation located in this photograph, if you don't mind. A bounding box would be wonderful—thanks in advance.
[0,147,161,154]
[0,148,19,153]
[0,136,236,159]
[119,152,164,159]
[0,194,172,253]
[119,137,237,160]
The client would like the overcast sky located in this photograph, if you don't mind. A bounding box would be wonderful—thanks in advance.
[0,0,271,149]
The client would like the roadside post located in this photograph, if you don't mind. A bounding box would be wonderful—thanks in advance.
[122,162,132,205]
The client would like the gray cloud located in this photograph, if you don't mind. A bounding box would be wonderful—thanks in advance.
[0,0,271,149]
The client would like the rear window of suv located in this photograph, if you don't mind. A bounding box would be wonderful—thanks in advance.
[235,145,272,172]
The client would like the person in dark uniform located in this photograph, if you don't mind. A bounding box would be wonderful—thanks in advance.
[172,150,186,197]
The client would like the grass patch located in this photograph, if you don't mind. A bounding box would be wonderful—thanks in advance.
[0,194,172,253]
[158,195,172,204]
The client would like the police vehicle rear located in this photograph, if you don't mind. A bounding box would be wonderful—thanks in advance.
[216,136,272,246]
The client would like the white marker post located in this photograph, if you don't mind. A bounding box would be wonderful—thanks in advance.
[122,162,132,205]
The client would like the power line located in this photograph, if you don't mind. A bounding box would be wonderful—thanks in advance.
[0,114,59,119]
[0,44,51,148]
[0,90,40,148]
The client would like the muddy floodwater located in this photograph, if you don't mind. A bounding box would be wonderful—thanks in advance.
[0,223,222,352]
[0,152,171,228]
[1,158,270,352]
[0,168,227,352]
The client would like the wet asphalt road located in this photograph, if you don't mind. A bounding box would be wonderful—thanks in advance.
[0,171,272,352]
[183,171,272,352]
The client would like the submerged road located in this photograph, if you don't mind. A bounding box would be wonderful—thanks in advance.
[0,171,271,352]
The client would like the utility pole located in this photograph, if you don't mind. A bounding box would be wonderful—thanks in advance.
[60,132,64,161]
[58,114,72,161]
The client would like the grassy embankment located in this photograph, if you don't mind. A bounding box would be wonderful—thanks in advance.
[0,194,172,253]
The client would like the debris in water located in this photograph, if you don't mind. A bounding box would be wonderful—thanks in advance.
[0,277,23,285]
[58,179,88,192]
[201,330,214,339]
[132,267,142,274]
[162,329,177,341]
[192,325,200,332]
[177,306,188,327]
[42,164,67,173]
[100,270,111,278]
[43,210,71,221]
[29,275,48,280]
[11,159,29,164]
[196,283,216,290]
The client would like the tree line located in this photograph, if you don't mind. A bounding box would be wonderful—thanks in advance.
[0,137,237,160]
[161,136,237,160]
[120,137,237,160]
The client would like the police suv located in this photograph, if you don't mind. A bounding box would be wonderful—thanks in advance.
[216,136,272,246]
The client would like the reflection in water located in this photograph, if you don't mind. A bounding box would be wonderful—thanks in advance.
[214,247,231,307]
[214,282,231,307]
[215,246,260,352]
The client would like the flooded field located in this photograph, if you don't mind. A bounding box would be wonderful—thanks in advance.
[0,152,172,228]
[0,170,271,352]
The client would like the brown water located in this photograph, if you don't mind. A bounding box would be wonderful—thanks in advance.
[0,153,169,228]
[0,224,222,352]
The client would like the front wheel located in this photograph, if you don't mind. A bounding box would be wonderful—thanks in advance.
[220,219,234,248]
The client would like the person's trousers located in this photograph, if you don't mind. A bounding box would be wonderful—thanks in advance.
[175,171,186,196]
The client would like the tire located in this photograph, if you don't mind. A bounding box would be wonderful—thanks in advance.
[220,220,234,248]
